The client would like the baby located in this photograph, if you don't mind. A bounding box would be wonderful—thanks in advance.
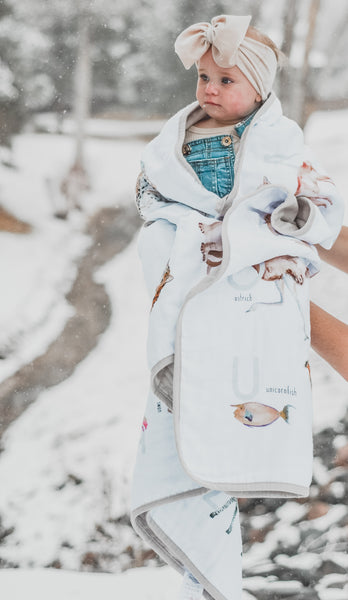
[179,21,310,282]
[131,14,344,600]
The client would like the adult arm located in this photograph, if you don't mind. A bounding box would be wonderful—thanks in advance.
[316,225,348,273]
[310,301,348,381]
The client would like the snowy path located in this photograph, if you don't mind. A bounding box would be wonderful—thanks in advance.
[0,133,144,385]
[0,205,140,436]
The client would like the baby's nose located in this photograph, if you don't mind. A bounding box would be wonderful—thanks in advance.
[206,81,218,93]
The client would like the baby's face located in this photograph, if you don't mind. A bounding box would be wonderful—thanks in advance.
[196,48,262,126]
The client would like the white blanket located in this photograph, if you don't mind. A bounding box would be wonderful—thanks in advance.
[130,93,344,599]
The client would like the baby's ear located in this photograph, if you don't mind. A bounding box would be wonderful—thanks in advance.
[256,93,262,102]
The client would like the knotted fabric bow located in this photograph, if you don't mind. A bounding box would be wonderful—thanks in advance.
[174,15,278,101]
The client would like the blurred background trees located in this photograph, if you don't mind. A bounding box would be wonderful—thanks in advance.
[1,0,348,146]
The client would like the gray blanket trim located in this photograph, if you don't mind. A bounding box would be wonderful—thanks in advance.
[183,482,308,498]
[271,194,316,237]
[131,487,229,600]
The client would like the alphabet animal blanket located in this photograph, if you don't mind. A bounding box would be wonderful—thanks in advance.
[130,94,344,599]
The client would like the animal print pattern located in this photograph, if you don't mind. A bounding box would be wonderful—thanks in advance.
[305,360,312,386]
[136,171,170,219]
[198,220,309,284]
[296,161,334,208]
[151,261,174,309]
[253,255,310,285]
[198,221,223,274]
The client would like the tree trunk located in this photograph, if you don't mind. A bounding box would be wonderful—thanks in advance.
[74,9,91,170]
[278,0,299,119]
[61,7,91,212]
[299,0,321,127]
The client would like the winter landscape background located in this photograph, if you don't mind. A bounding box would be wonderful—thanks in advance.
[0,1,347,599]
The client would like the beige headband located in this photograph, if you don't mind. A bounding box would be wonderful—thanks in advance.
[174,15,278,101]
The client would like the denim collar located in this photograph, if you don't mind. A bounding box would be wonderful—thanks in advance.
[234,108,259,138]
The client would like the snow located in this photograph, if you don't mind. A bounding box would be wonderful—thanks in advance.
[275,501,308,523]
[32,113,166,139]
[0,225,87,377]
[318,590,348,600]
[299,504,347,533]
[0,132,143,380]
[0,565,260,600]
[0,130,148,567]
[7,133,144,220]
[0,238,149,568]
[242,523,301,569]
[328,481,345,498]
[0,58,18,100]
[313,456,331,486]
[0,566,181,600]
[275,551,322,570]
[0,109,347,589]
[247,513,274,530]
[317,573,348,597]
[321,552,348,570]
[243,576,303,593]
[333,435,348,449]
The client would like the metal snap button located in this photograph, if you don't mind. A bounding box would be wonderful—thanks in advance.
[221,136,232,147]
[182,143,191,155]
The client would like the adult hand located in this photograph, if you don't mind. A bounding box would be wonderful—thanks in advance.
[316,225,348,273]
[311,225,348,380]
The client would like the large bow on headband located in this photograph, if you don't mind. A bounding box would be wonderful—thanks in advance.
[174,14,251,69]
[174,15,278,100]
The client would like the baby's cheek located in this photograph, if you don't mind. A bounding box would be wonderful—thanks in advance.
[229,93,247,109]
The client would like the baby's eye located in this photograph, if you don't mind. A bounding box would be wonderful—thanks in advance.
[221,77,233,84]
[199,74,209,82]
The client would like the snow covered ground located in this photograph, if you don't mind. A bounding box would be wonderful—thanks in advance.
[31,113,166,140]
[1,565,182,600]
[0,565,263,600]
[0,236,149,570]
[0,110,347,598]
[0,133,143,381]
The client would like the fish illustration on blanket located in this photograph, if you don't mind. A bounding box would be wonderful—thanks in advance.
[230,402,294,427]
